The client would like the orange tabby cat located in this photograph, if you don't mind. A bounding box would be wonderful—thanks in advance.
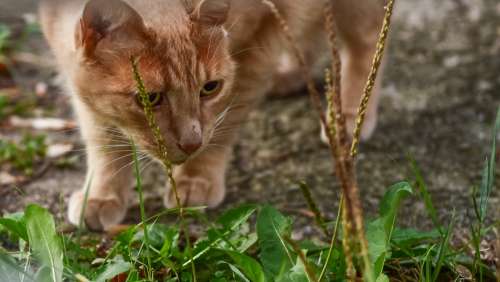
[39,0,384,230]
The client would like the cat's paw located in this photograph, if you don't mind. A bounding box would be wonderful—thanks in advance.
[320,113,378,144]
[164,176,225,208]
[68,190,127,231]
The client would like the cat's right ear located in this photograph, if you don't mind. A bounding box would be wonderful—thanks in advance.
[76,0,149,59]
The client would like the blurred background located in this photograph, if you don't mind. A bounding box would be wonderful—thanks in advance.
[0,0,499,235]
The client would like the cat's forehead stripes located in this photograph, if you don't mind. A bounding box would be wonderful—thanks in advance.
[138,30,222,93]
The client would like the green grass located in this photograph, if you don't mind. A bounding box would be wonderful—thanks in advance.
[0,134,47,175]
[0,107,498,282]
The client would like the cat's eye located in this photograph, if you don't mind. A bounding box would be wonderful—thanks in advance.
[200,80,223,98]
[136,92,163,107]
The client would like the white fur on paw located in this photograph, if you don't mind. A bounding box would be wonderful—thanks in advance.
[164,177,225,209]
[68,190,127,231]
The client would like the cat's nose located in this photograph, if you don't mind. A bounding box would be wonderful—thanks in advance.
[177,139,202,155]
[177,122,203,155]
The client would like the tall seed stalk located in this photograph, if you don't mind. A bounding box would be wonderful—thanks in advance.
[261,0,396,280]
[131,58,197,281]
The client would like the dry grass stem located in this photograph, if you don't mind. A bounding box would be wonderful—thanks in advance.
[284,236,319,282]
[350,0,396,158]
[323,2,374,279]
[131,58,197,280]
[298,181,330,237]
[131,58,181,209]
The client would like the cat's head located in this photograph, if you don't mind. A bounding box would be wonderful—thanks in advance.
[73,0,235,164]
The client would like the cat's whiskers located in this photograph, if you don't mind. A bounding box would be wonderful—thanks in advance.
[139,158,158,175]
[206,143,229,151]
[107,153,149,181]
[228,46,266,59]
[58,125,127,137]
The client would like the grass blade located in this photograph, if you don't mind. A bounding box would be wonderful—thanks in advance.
[431,211,455,282]
[478,107,500,222]
[409,156,442,234]
[131,140,152,281]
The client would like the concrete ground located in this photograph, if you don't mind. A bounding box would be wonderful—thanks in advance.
[0,0,499,236]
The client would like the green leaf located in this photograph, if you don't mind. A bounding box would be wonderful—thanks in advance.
[217,205,257,231]
[432,213,455,282]
[224,262,250,282]
[224,250,266,282]
[376,273,390,282]
[367,182,413,278]
[257,206,294,278]
[0,24,11,52]
[95,260,131,282]
[478,107,500,222]
[0,252,35,282]
[25,205,63,282]
[391,228,441,248]
[0,212,28,241]
[159,227,180,258]
[277,256,308,282]
[409,156,442,233]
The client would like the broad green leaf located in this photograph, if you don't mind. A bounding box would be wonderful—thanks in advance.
[224,250,266,282]
[277,256,308,282]
[0,252,34,282]
[367,182,413,279]
[95,260,131,282]
[376,273,390,282]
[0,212,28,241]
[25,205,63,282]
[186,205,257,267]
[366,220,386,276]
[257,206,294,278]
[479,107,499,221]
[217,205,257,231]
[391,228,440,248]
[224,262,250,282]
[159,227,180,258]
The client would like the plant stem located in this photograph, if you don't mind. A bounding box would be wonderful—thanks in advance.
[131,141,153,281]
[131,58,197,281]
[318,195,343,281]
[350,0,396,158]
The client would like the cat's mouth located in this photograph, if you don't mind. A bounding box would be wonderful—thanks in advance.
[141,146,195,165]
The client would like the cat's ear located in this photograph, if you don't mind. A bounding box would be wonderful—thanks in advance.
[76,0,149,59]
[192,0,230,26]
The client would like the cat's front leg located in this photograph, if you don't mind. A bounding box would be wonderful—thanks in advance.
[68,128,134,231]
[164,146,230,208]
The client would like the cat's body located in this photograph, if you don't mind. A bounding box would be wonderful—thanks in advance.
[39,0,384,230]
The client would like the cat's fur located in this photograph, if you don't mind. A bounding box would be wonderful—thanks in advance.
[39,0,384,230]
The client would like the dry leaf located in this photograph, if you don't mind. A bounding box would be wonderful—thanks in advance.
[0,171,24,185]
[9,116,77,131]
[47,143,74,158]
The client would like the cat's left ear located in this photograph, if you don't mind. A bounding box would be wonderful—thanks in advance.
[76,0,149,59]
[192,0,230,26]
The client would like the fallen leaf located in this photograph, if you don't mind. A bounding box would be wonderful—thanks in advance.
[0,171,24,186]
[47,143,74,158]
[0,86,21,98]
[9,116,76,131]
